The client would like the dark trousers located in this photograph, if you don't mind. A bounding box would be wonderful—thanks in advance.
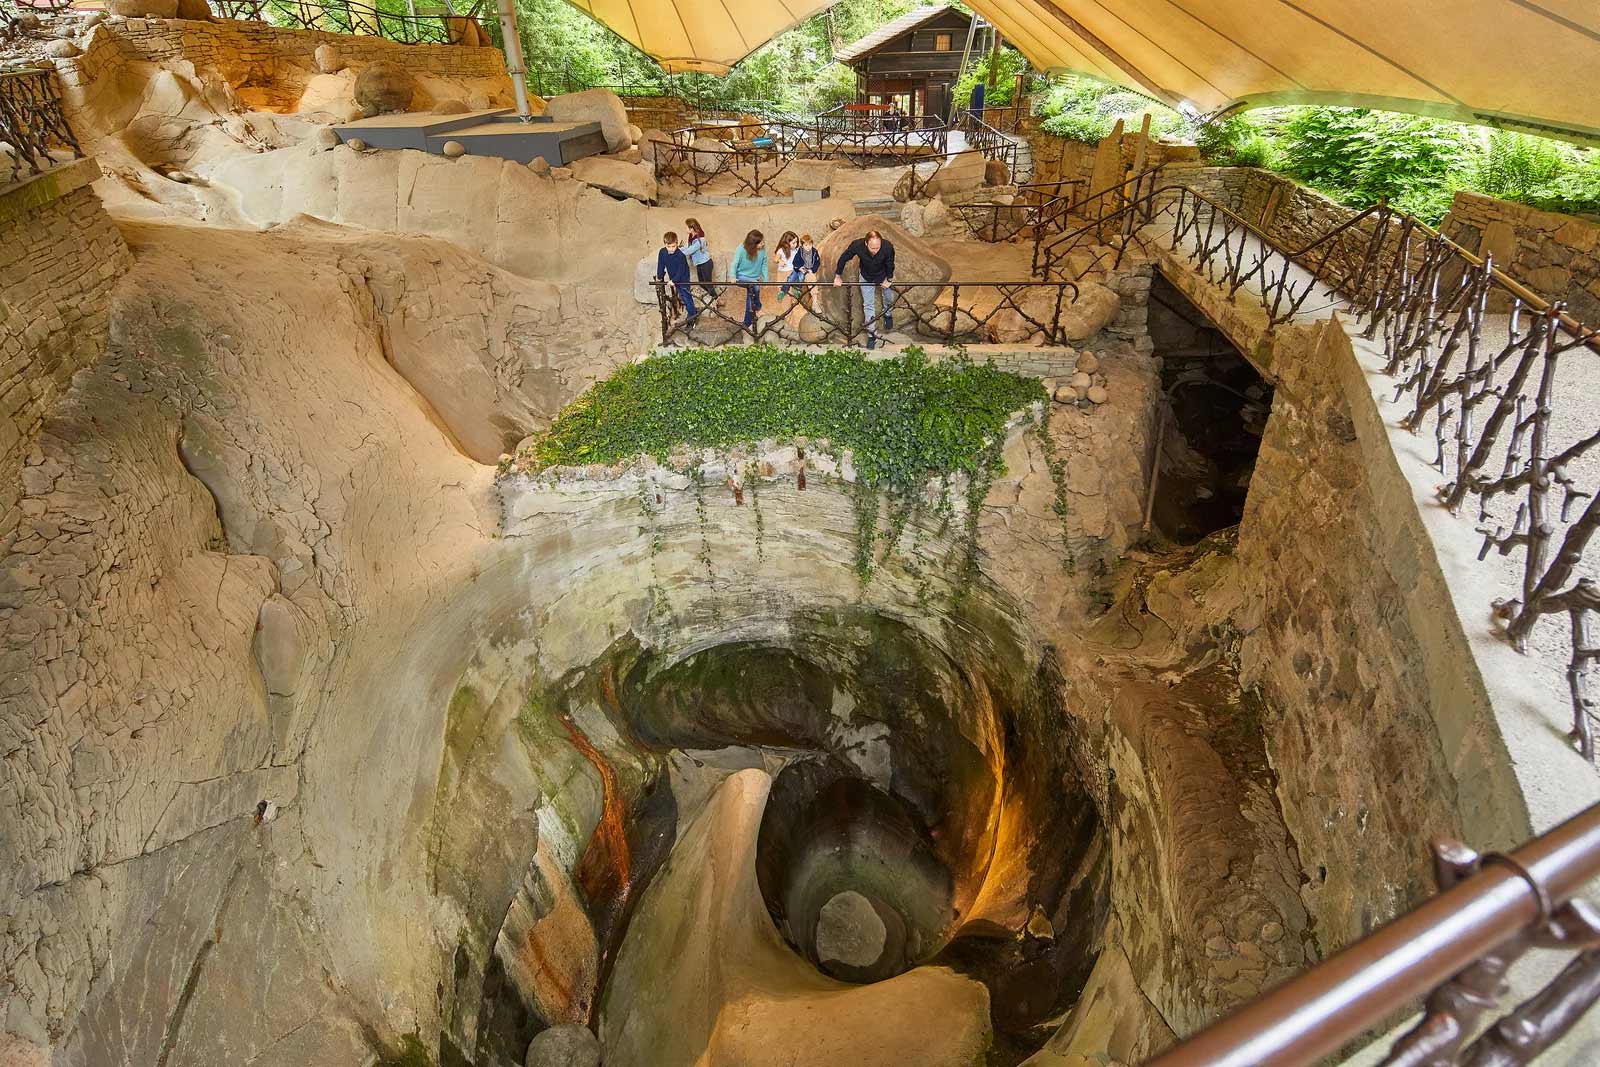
[741,283,762,327]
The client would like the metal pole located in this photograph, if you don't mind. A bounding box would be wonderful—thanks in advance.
[495,0,532,119]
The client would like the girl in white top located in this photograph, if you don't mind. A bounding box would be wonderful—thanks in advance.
[774,231,798,304]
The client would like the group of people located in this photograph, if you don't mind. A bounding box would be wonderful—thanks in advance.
[655,222,900,348]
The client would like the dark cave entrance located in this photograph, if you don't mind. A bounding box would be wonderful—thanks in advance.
[1147,268,1274,544]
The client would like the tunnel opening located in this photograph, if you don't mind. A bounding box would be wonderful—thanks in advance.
[1147,268,1274,544]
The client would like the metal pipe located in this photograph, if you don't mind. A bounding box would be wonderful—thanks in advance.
[1145,802,1600,1067]
[494,0,532,119]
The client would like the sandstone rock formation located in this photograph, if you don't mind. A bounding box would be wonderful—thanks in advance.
[354,61,416,115]
[925,150,986,197]
[569,155,657,203]
[544,87,631,153]
[818,214,950,322]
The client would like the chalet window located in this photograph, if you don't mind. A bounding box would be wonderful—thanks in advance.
[934,33,953,51]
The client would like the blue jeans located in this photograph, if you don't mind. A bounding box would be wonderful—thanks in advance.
[740,282,762,327]
[670,281,696,318]
[860,281,894,335]
[779,268,806,300]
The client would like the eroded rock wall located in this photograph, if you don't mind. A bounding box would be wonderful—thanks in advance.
[0,159,131,539]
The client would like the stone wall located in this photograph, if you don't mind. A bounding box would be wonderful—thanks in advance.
[1156,249,1525,960]
[1441,191,1600,322]
[0,158,130,539]
[49,14,509,133]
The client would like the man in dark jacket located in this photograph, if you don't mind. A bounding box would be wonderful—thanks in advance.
[655,231,696,320]
[832,230,896,349]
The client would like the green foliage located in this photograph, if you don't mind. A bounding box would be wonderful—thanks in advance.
[1034,73,1188,144]
[1472,132,1600,217]
[1273,107,1475,221]
[1195,113,1275,168]
[530,345,1045,496]
[516,0,927,115]
[954,45,1029,109]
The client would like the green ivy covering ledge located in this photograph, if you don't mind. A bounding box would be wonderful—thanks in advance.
[520,345,1045,492]
[508,345,1052,589]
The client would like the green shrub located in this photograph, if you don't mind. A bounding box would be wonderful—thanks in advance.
[1040,110,1117,144]
[954,46,1030,109]
[1035,73,1188,144]
[526,346,1045,494]
[1273,107,1475,222]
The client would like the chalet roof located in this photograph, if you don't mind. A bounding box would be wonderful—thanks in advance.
[560,0,1600,145]
[834,5,967,64]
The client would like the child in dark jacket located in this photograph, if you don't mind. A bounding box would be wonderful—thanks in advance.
[655,231,696,320]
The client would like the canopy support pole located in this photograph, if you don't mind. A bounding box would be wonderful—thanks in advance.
[495,0,533,119]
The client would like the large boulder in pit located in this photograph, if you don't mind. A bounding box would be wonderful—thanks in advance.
[925,150,986,198]
[526,1024,602,1067]
[544,88,631,153]
[569,155,657,203]
[354,62,416,116]
[818,215,951,330]
[1059,280,1121,341]
[174,0,212,19]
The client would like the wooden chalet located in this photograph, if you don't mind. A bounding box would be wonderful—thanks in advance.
[833,5,977,122]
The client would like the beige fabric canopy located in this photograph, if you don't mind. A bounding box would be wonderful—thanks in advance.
[563,0,1600,144]
[561,0,837,73]
[958,0,1600,144]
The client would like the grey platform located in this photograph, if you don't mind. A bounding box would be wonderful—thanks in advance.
[332,110,608,166]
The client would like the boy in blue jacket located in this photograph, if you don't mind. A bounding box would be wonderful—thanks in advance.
[655,232,696,320]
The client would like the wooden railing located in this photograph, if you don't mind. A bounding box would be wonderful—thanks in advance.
[0,68,81,185]
[208,0,490,46]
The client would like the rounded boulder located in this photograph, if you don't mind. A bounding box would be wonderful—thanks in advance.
[543,88,631,153]
[526,1024,602,1067]
[354,62,416,116]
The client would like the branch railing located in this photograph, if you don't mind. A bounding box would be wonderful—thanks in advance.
[1146,800,1600,1067]
[652,137,794,198]
[1030,164,1169,278]
[950,178,1086,243]
[966,111,1031,183]
[0,68,82,185]
[652,280,1081,349]
[1048,172,1600,763]
[208,0,490,46]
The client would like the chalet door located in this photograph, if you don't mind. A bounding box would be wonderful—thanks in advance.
[927,81,948,121]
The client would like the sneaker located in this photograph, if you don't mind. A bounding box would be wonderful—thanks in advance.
[884,312,894,330]
[865,333,878,350]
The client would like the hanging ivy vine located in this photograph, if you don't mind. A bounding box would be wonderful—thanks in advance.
[1033,402,1078,576]
[520,345,1046,592]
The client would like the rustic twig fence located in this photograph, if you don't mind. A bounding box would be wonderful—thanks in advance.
[207,0,490,46]
[1034,174,1600,762]
[0,67,82,185]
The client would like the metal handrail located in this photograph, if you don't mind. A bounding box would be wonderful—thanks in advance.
[0,67,82,184]
[1146,801,1600,1067]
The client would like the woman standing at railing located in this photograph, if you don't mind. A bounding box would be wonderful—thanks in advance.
[734,230,768,329]
[684,218,713,300]
[774,232,798,304]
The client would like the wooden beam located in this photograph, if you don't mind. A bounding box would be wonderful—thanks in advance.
[1032,1,1185,109]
